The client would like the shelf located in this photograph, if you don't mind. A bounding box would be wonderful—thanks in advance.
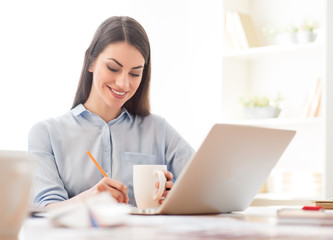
[222,42,323,60]
[222,117,322,127]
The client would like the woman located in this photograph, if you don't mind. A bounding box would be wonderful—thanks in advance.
[28,16,194,208]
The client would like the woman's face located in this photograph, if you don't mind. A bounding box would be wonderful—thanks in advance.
[87,42,145,114]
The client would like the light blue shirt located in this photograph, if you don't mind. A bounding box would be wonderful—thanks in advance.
[28,104,195,207]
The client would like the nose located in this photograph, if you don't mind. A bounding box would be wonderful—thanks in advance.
[115,72,129,90]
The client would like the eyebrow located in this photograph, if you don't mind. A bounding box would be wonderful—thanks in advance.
[107,58,144,70]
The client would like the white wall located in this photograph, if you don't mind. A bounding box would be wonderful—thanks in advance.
[0,0,223,151]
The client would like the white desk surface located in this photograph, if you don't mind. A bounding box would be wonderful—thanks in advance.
[19,206,333,240]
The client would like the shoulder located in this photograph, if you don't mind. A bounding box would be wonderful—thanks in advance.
[129,113,181,137]
[28,111,73,137]
[130,113,167,127]
[140,113,165,123]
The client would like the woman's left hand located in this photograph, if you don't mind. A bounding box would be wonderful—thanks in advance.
[156,170,174,204]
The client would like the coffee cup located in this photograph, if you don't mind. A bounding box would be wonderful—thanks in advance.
[133,165,166,208]
[0,151,32,240]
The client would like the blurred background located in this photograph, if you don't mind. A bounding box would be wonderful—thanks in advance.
[1,0,333,203]
[0,0,223,151]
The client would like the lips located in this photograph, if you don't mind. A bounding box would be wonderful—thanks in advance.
[108,86,127,99]
[111,88,126,96]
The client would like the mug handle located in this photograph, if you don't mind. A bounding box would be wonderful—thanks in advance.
[152,170,166,201]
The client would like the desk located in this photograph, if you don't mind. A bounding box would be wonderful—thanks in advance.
[19,207,333,240]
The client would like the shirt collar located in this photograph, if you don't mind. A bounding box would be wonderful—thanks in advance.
[71,103,86,116]
[71,103,132,123]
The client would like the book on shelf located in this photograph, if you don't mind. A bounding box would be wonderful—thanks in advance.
[224,11,261,49]
[225,12,241,49]
[303,77,322,118]
[314,200,333,210]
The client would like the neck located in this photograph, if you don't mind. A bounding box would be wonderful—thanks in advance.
[83,100,122,122]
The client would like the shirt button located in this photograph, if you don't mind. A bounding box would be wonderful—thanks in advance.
[104,148,110,152]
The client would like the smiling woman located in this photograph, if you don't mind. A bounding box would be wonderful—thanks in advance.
[84,42,146,122]
[72,16,151,119]
[28,16,195,208]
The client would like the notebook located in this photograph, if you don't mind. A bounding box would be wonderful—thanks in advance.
[131,123,296,215]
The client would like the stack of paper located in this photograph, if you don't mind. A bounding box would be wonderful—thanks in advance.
[277,208,333,226]
[48,192,130,228]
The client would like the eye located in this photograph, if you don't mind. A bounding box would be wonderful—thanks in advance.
[129,72,141,77]
[106,65,118,72]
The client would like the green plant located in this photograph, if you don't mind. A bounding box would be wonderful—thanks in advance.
[239,94,282,108]
[298,20,320,32]
[262,25,297,37]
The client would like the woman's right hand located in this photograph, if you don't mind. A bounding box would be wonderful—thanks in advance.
[46,177,129,209]
[91,177,129,204]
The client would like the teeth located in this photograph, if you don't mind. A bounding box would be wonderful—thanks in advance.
[111,88,126,96]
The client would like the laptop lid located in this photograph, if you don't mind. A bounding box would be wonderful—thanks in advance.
[149,123,296,215]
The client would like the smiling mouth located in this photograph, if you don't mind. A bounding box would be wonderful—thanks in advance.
[109,87,126,96]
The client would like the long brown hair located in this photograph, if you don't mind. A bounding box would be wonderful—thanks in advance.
[71,16,151,116]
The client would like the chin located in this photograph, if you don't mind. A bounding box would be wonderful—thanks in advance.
[105,100,125,110]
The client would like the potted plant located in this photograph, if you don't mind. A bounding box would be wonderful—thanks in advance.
[239,95,282,119]
[297,20,320,43]
[276,25,298,45]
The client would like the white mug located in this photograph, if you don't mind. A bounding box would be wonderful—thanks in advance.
[0,151,32,240]
[133,165,167,208]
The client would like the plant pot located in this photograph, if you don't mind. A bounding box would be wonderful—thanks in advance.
[275,32,297,45]
[243,106,281,119]
[297,30,316,43]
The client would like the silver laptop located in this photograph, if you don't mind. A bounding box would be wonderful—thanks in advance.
[131,123,296,215]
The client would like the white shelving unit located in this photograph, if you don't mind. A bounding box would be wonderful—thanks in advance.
[221,0,332,201]
[223,42,322,60]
